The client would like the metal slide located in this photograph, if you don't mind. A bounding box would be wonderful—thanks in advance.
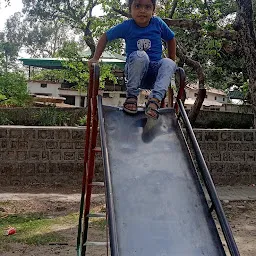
[77,64,239,256]
[98,100,239,255]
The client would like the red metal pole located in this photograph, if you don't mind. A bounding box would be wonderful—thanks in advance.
[81,64,100,255]
[77,66,94,254]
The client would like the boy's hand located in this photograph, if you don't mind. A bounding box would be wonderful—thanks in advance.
[88,58,99,67]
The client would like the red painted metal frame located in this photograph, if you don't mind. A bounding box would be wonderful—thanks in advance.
[76,64,101,256]
[82,64,101,255]
[76,65,94,255]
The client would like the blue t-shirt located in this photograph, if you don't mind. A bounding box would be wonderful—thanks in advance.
[106,16,175,61]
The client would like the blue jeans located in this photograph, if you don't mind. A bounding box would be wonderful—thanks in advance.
[125,50,177,101]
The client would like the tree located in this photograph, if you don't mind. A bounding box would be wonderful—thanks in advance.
[22,0,103,57]
[234,0,256,125]
[22,19,76,57]
[22,0,256,125]
[0,0,10,8]
[0,13,24,72]
[0,34,20,72]
[31,41,117,91]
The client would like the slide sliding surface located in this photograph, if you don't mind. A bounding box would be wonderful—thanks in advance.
[100,105,226,256]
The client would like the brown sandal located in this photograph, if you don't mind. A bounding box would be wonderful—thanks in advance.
[145,98,160,120]
[123,96,138,114]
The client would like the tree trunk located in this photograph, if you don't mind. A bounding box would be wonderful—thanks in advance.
[83,27,96,58]
[188,88,206,125]
[235,0,256,126]
[4,51,8,73]
[176,44,206,125]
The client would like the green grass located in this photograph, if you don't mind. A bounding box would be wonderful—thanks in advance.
[89,218,107,231]
[0,202,107,252]
[0,212,78,251]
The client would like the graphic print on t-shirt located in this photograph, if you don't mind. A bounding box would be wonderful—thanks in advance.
[137,39,151,51]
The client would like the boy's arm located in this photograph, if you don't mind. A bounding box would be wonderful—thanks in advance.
[167,38,176,61]
[88,33,108,66]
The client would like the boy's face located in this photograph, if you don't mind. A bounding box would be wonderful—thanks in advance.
[130,0,154,27]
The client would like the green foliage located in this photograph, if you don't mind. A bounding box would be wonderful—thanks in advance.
[31,69,66,82]
[23,20,74,58]
[56,41,90,90]
[0,208,77,248]
[77,115,87,126]
[163,0,245,90]
[0,13,24,72]
[0,72,32,107]
[99,63,118,88]
[56,41,118,90]
[33,106,71,126]
[0,112,13,125]
[0,107,87,126]
[18,0,253,94]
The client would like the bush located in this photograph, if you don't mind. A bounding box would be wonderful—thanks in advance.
[0,72,32,107]
[33,106,71,126]
[0,106,87,126]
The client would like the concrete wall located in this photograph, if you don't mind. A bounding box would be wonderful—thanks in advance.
[0,126,255,186]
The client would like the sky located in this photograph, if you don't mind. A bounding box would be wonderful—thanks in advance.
[0,0,104,31]
[0,0,23,31]
[0,0,104,58]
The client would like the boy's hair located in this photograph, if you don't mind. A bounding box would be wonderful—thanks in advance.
[127,0,157,11]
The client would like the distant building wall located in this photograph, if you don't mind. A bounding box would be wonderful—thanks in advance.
[0,127,255,186]
[28,81,87,107]
[28,81,60,97]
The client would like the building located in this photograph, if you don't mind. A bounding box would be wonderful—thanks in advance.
[185,84,228,111]
[27,80,88,107]
[20,52,126,107]
[22,56,249,112]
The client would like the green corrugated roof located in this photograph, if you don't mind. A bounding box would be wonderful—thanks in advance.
[19,51,126,69]
[19,58,64,69]
[228,90,245,100]
[80,50,126,61]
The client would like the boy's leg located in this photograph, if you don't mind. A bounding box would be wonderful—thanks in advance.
[124,51,149,113]
[145,58,176,119]
[149,58,177,101]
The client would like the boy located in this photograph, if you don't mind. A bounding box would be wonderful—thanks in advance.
[88,0,176,119]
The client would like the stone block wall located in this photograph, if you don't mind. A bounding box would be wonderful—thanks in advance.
[194,129,256,185]
[0,126,102,187]
[0,126,255,186]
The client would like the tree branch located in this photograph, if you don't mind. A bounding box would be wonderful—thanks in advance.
[112,7,130,18]
[169,0,178,19]
[204,0,215,22]
[176,43,205,89]
[163,18,238,40]
[163,18,202,30]
[176,41,206,125]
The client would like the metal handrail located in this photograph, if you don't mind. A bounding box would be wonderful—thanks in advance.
[98,96,120,256]
[177,99,240,256]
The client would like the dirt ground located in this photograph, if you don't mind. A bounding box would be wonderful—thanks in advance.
[0,187,256,256]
